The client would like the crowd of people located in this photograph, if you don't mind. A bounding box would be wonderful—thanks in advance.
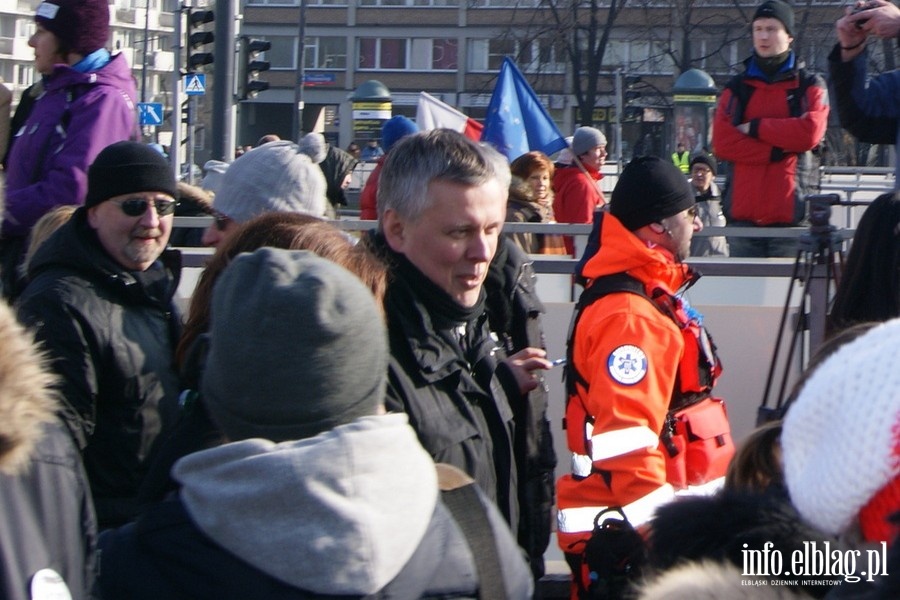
[0,0,899,599]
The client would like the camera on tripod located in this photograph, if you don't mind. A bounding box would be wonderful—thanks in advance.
[807,193,840,232]
[758,193,847,425]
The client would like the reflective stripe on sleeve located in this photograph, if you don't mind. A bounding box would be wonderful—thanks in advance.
[675,476,725,498]
[557,483,676,533]
[570,425,659,477]
[589,425,659,461]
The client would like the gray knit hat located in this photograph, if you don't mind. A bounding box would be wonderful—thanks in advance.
[202,248,388,442]
[572,126,608,157]
[213,141,327,223]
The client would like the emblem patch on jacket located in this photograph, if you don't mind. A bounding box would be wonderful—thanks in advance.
[607,345,648,385]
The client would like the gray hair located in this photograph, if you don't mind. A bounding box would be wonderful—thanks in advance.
[376,129,511,225]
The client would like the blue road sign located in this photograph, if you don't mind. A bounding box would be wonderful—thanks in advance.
[138,102,164,126]
[184,73,206,96]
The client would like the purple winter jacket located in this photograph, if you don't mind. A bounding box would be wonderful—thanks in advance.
[3,53,137,237]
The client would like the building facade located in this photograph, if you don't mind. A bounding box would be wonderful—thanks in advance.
[237,0,850,161]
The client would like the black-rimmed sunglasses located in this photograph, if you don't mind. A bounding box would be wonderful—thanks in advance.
[111,198,177,217]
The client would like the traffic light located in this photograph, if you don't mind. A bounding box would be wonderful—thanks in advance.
[180,101,192,125]
[187,9,215,71]
[240,36,271,99]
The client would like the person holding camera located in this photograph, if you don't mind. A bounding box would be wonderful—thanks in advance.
[830,1,900,187]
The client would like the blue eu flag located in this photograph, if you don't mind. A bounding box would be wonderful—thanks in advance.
[481,57,568,161]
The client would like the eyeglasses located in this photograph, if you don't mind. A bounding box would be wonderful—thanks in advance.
[686,205,699,219]
[213,213,233,232]
[111,197,177,217]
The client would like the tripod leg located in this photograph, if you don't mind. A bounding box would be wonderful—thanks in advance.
[761,247,805,417]
[775,253,816,410]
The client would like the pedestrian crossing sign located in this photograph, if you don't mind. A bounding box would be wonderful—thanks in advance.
[184,73,206,96]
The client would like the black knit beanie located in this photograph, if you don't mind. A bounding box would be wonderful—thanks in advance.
[610,156,696,231]
[85,142,177,208]
[690,152,717,177]
[753,0,794,36]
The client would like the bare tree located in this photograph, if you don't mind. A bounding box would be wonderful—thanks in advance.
[541,0,630,126]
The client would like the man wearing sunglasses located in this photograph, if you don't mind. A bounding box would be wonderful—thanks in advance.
[557,157,732,597]
[17,141,183,529]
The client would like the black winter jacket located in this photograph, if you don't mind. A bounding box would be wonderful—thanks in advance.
[368,233,521,530]
[16,209,182,528]
[485,237,556,580]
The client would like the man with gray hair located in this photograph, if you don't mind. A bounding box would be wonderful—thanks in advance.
[366,128,551,545]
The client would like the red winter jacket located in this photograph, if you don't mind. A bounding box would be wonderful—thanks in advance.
[552,165,605,256]
[358,157,384,220]
[712,60,829,226]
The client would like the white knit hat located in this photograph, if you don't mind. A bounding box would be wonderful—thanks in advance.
[201,160,229,195]
[297,132,328,165]
[213,141,327,223]
[555,136,574,166]
[783,318,900,538]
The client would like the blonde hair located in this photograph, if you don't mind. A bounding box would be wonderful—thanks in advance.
[20,205,78,278]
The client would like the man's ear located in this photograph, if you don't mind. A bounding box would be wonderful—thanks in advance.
[86,206,100,231]
[381,209,407,253]
[648,222,667,235]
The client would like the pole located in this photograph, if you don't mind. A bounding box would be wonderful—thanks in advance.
[293,0,306,142]
[141,0,149,103]
[170,4,184,182]
[614,68,623,172]
[212,0,236,160]
[187,96,196,184]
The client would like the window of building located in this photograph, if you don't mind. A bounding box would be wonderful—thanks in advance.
[468,38,563,73]
[358,0,457,6]
[305,36,347,69]
[15,17,34,39]
[603,39,628,68]
[521,37,566,74]
[409,38,457,70]
[358,38,407,69]
[266,36,296,69]
[246,0,347,5]
[470,0,540,6]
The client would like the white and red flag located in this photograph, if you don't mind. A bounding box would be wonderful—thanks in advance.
[416,92,483,141]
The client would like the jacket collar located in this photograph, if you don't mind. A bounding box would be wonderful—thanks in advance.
[580,211,697,296]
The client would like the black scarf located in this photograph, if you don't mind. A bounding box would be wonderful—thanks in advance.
[392,248,486,329]
[755,50,791,79]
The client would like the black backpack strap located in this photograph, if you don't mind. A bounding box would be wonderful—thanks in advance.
[728,69,816,125]
[724,75,754,126]
[436,463,507,600]
[564,272,650,397]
